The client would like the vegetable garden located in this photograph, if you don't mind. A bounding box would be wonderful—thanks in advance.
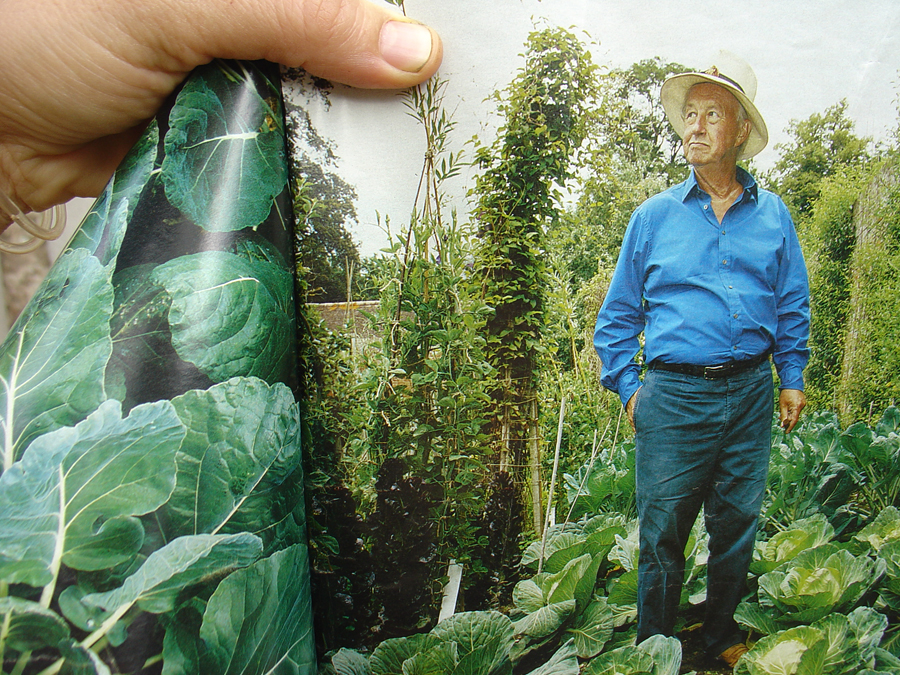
[294,13,900,675]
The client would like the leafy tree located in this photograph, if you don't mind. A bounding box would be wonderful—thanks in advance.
[292,169,359,303]
[471,26,598,534]
[284,68,361,303]
[596,58,690,182]
[766,99,873,220]
[553,58,689,287]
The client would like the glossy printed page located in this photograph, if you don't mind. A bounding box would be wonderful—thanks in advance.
[283,1,900,672]
[0,60,315,675]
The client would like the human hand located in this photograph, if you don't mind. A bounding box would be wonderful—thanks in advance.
[625,387,641,432]
[779,388,806,433]
[0,0,442,215]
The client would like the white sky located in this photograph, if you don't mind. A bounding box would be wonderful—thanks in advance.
[290,0,900,257]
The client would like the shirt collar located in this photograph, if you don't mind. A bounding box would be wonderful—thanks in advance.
[680,166,759,203]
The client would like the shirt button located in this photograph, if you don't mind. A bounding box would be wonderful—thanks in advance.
[722,230,726,235]
[703,204,709,210]
[722,260,728,265]
[733,313,739,318]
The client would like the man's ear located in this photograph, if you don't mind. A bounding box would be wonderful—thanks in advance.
[736,120,752,147]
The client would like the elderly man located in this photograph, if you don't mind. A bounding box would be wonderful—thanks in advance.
[593,51,809,667]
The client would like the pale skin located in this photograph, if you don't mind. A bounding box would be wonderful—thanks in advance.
[0,0,443,216]
[626,81,806,433]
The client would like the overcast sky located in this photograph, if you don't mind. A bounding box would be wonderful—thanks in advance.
[288,0,900,257]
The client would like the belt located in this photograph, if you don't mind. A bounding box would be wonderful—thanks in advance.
[648,352,770,380]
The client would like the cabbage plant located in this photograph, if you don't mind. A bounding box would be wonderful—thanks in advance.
[737,544,885,633]
[751,514,835,576]
[855,506,900,553]
[734,607,889,675]
[581,634,681,675]
[325,612,581,675]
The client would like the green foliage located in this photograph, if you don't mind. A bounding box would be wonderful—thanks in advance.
[735,607,887,675]
[512,537,616,659]
[763,407,900,532]
[800,167,872,411]
[829,407,900,517]
[766,99,873,220]
[0,60,313,674]
[474,26,598,226]
[835,165,900,419]
[298,75,500,642]
[471,26,599,533]
[563,437,636,522]
[162,62,287,233]
[762,411,856,531]
[876,538,900,614]
[855,506,900,554]
[285,69,362,303]
[559,59,689,282]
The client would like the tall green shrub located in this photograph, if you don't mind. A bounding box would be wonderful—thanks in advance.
[836,162,900,420]
[471,26,598,534]
[801,166,871,411]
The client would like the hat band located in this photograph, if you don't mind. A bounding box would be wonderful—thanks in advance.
[703,66,745,95]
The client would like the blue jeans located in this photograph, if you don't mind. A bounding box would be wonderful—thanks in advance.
[632,362,773,655]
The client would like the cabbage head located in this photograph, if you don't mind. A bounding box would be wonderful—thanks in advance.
[751,514,835,576]
[756,544,884,626]
[735,607,887,675]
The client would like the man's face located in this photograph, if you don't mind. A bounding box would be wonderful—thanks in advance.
[681,82,750,168]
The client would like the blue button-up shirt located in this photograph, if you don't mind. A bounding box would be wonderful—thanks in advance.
[594,167,810,407]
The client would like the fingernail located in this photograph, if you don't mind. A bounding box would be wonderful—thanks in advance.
[379,20,434,73]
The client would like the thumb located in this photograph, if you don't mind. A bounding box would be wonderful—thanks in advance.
[0,0,441,209]
[146,0,443,89]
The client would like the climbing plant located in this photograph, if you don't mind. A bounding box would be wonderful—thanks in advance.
[470,25,598,534]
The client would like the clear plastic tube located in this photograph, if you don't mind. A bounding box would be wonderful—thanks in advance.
[0,188,67,253]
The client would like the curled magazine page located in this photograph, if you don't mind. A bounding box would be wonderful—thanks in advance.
[0,60,314,675]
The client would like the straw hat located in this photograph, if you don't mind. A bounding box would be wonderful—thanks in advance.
[660,50,768,160]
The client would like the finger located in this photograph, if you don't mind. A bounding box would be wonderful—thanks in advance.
[10,127,147,211]
[782,408,798,433]
[139,0,443,89]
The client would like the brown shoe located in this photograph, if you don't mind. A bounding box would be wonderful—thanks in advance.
[718,643,749,668]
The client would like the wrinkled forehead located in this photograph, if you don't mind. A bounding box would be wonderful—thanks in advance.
[682,82,740,112]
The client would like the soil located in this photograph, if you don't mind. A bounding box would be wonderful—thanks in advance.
[676,622,735,674]
[672,604,741,674]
